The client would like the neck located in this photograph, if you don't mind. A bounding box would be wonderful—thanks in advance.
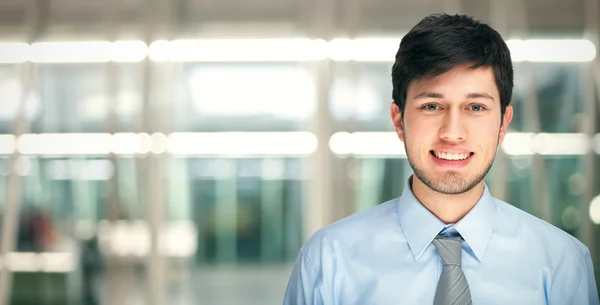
[410,175,485,224]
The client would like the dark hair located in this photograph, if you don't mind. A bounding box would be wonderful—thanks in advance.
[391,13,513,116]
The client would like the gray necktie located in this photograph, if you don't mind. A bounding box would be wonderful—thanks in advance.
[432,235,472,305]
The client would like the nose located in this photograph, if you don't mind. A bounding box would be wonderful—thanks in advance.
[438,109,467,143]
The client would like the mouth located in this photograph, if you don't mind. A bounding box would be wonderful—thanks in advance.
[430,150,474,161]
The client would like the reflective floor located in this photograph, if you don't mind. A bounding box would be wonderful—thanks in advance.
[92,265,293,305]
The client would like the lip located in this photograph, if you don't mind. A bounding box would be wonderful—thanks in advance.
[431,146,473,154]
[430,150,473,168]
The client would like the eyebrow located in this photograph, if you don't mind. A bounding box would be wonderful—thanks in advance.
[413,91,495,101]
[414,92,444,99]
[465,92,495,101]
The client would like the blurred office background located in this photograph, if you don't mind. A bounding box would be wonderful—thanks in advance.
[0,0,600,304]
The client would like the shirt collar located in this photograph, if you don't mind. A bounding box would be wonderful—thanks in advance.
[396,176,496,262]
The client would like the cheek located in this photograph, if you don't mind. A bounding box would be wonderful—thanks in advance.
[404,125,436,156]
[405,117,437,139]
[472,127,501,154]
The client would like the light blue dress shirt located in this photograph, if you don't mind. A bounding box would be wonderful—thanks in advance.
[283,179,600,304]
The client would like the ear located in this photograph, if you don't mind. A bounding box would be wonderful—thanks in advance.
[390,102,405,142]
[498,105,513,145]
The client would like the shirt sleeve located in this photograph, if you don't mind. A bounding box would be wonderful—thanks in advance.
[283,250,324,305]
[568,248,600,305]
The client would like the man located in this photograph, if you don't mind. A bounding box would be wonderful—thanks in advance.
[283,13,599,304]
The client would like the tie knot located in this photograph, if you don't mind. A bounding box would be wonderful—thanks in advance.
[432,235,463,266]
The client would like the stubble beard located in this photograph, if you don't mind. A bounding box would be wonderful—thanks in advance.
[404,133,499,195]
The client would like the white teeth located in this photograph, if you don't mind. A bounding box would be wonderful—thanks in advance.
[434,152,470,160]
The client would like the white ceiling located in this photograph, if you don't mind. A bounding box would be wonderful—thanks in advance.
[0,0,594,40]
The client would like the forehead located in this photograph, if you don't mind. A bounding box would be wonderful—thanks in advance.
[407,65,499,100]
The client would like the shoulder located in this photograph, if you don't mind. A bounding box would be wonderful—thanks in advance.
[493,197,590,264]
[299,198,400,269]
[493,199,597,302]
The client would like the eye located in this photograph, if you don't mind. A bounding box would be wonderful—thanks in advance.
[469,104,484,112]
[422,104,439,111]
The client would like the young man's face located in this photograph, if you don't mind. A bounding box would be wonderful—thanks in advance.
[391,64,513,195]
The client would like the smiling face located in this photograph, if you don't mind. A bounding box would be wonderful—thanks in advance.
[391,64,513,195]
